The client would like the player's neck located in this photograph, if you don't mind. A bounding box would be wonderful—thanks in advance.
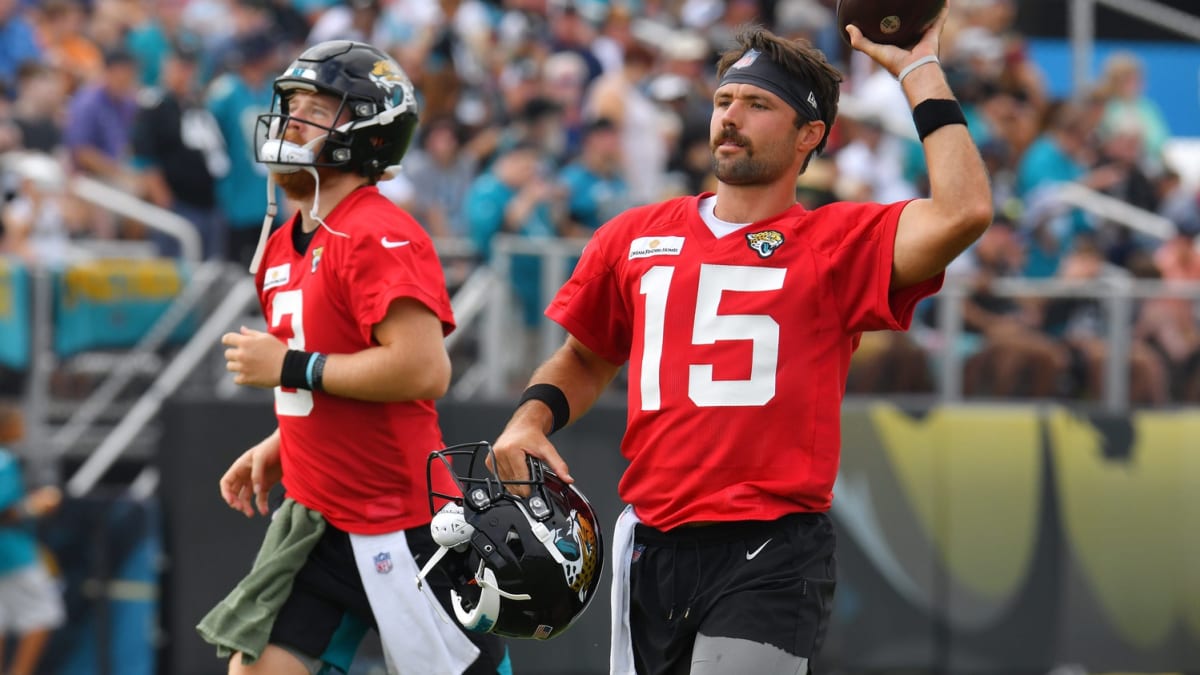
[712,182,798,224]
[298,173,370,233]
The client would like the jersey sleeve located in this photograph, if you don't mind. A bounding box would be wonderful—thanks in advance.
[344,223,455,343]
[825,201,944,334]
[545,227,631,365]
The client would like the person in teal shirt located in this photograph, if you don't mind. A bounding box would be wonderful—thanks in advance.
[465,142,565,328]
[206,31,281,269]
[0,404,64,675]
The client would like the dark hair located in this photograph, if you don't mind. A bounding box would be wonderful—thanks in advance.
[715,25,842,170]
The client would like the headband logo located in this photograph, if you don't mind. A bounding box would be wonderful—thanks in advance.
[731,49,761,70]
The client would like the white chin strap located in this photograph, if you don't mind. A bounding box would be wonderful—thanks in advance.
[247,136,349,275]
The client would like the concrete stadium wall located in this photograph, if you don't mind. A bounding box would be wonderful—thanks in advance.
[154,398,1200,674]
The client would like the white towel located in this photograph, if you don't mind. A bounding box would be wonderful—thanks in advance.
[349,530,480,675]
[609,505,640,675]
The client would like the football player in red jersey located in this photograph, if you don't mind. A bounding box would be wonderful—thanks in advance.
[492,11,991,675]
[195,41,508,675]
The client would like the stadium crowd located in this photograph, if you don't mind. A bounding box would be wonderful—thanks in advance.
[0,0,1198,404]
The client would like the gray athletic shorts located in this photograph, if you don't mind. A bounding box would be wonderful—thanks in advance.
[0,561,66,633]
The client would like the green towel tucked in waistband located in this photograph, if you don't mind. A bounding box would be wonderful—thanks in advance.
[196,498,326,664]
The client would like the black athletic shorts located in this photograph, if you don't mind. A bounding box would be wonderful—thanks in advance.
[628,512,837,675]
[268,519,508,674]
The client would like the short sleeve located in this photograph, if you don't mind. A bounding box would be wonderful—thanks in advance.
[344,227,455,343]
[826,201,943,334]
[545,228,630,365]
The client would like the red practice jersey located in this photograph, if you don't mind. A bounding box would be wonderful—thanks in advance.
[547,195,941,530]
[255,187,455,534]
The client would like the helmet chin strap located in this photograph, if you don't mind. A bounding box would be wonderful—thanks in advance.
[248,136,352,274]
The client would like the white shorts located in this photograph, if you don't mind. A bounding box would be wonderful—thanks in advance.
[0,562,66,633]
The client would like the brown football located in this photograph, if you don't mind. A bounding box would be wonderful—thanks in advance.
[837,0,946,49]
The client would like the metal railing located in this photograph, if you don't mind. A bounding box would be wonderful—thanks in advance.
[1,151,202,264]
[1069,0,1200,92]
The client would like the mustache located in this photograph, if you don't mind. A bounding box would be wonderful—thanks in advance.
[713,129,750,148]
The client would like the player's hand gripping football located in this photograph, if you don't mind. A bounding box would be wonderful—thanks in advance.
[845,4,949,78]
[220,432,283,517]
[222,325,288,388]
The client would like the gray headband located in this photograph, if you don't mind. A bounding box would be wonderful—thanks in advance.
[718,48,820,122]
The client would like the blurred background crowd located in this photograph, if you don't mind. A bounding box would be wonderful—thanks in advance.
[0,0,1198,407]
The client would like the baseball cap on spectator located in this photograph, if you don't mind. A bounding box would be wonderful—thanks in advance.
[231,31,275,68]
[167,40,202,64]
[662,30,709,62]
[103,47,136,68]
[648,74,690,102]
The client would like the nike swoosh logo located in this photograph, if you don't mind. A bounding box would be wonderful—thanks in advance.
[381,237,410,249]
[746,538,773,561]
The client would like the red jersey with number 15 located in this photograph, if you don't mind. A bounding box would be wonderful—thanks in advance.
[546,194,942,530]
[255,186,455,535]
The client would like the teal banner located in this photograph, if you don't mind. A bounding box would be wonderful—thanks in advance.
[0,259,30,370]
[52,259,195,357]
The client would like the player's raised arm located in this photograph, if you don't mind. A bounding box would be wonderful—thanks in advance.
[848,6,994,290]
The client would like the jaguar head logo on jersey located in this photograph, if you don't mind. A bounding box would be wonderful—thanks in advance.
[746,230,784,258]
[311,246,323,274]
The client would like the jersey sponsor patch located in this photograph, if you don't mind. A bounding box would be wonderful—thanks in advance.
[746,230,785,258]
[629,236,685,260]
[263,263,290,290]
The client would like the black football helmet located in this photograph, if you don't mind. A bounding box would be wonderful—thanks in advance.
[254,40,418,179]
[416,442,604,640]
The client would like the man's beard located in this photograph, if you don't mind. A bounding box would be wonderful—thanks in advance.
[710,130,792,186]
[273,165,341,200]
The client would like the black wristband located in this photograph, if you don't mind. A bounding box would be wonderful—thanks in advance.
[281,349,314,390]
[519,383,570,435]
[912,98,967,141]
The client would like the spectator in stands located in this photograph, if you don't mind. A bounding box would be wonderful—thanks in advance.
[1016,96,1122,276]
[398,115,492,239]
[833,106,920,204]
[124,0,202,88]
[130,43,229,260]
[0,403,65,675]
[1041,237,1169,404]
[0,154,77,266]
[557,117,629,236]
[957,217,1070,398]
[464,140,566,330]
[9,62,66,154]
[584,41,670,205]
[1131,253,1200,402]
[0,0,41,97]
[29,0,100,93]
[64,47,139,181]
[1097,51,1170,170]
[63,46,140,239]
[206,30,280,268]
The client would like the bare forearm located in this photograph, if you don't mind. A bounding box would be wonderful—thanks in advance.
[320,343,450,402]
[516,338,620,434]
[905,66,992,233]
